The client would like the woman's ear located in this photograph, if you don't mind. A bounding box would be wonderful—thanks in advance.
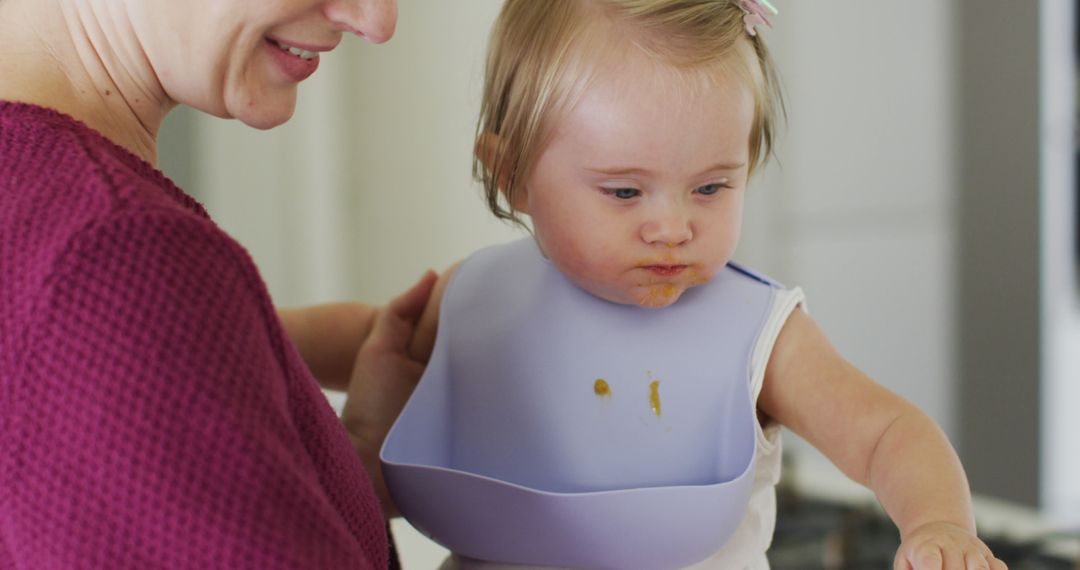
[475,132,529,214]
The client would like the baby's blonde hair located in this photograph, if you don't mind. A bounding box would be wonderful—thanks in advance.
[474,0,785,227]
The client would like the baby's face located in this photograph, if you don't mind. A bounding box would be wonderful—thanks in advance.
[521,55,754,308]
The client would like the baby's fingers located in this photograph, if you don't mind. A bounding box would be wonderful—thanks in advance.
[897,544,996,570]
[983,553,1008,570]
[940,546,966,569]
[963,542,1008,570]
[963,551,990,570]
[895,545,945,570]
[895,521,1009,570]
[900,546,1008,570]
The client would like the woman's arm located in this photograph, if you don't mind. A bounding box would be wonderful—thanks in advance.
[278,302,378,392]
[276,265,450,392]
[15,213,396,569]
[759,308,1005,570]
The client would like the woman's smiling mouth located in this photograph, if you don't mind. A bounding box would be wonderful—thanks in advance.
[265,37,329,82]
[269,38,318,61]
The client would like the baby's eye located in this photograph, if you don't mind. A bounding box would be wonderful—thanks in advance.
[603,187,641,200]
[695,182,731,196]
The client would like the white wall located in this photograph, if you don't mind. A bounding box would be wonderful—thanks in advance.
[1040,0,1080,526]
[334,0,520,305]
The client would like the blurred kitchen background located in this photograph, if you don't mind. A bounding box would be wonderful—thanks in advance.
[158,0,1079,567]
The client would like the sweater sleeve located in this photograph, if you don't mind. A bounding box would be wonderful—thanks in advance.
[6,208,380,570]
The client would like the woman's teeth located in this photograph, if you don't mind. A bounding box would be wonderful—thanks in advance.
[272,40,316,61]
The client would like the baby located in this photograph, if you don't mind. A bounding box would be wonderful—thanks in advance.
[383,1,1006,569]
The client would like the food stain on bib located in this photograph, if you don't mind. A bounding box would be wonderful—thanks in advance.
[649,380,662,417]
[593,378,611,398]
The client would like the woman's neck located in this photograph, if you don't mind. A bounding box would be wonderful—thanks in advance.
[0,0,174,165]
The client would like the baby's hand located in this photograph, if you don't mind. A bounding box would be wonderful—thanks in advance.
[894,521,1007,570]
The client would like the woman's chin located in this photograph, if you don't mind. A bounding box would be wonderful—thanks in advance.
[241,107,295,130]
[228,94,297,130]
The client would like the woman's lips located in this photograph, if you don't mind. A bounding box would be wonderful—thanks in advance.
[642,265,688,277]
[265,38,320,82]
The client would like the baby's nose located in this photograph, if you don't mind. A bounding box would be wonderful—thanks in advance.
[641,207,693,246]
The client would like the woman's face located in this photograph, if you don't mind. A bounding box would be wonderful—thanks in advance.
[129,0,396,129]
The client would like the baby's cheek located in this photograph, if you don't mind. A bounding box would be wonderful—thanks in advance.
[685,266,714,287]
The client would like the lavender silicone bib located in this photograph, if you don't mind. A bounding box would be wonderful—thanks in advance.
[381,238,776,569]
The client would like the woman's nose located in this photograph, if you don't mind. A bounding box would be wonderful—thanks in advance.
[324,0,397,44]
[641,204,693,246]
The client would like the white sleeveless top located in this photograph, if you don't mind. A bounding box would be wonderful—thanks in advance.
[439,287,807,570]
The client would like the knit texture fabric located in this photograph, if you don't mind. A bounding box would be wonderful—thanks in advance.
[0,102,388,569]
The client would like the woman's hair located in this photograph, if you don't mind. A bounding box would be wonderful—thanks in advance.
[474,0,785,227]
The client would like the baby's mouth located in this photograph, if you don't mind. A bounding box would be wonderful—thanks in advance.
[641,264,688,277]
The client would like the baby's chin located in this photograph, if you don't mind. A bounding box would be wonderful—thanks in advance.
[633,283,687,309]
[630,271,716,308]
[569,272,714,309]
[584,283,689,309]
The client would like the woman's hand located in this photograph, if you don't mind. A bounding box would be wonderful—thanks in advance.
[894,521,1007,570]
[340,271,438,517]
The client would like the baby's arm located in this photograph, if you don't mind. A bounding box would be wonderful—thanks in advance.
[759,308,1006,570]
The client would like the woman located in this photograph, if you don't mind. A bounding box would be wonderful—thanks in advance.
[0,0,433,568]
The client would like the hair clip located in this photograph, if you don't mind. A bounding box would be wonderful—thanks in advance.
[737,0,779,37]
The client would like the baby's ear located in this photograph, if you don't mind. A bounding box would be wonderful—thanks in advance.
[475,132,530,214]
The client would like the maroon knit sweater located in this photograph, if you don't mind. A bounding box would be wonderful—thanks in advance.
[0,102,388,569]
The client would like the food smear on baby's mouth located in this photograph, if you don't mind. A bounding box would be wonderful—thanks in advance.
[594,378,611,397]
[685,266,710,286]
[649,380,662,416]
[638,284,679,308]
